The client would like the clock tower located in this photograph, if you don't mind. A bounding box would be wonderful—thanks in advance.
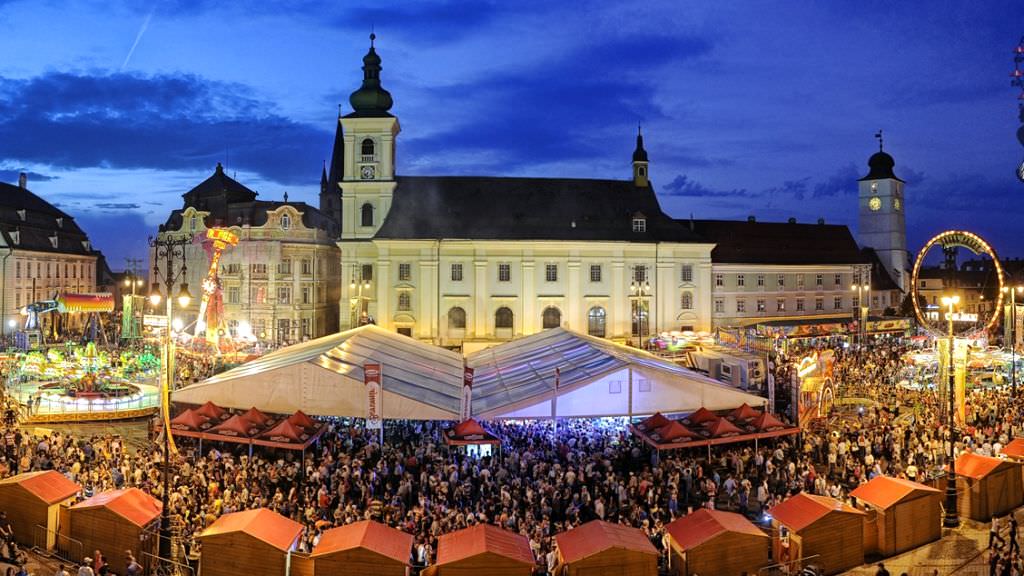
[338,33,401,240]
[857,137,908,291]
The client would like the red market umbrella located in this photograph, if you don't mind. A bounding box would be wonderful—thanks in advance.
[241,407,272,426]
[170,409,209,432]
[682,407,718,427]
[635,412,671,432]
[258,420,308,443]
[196,401,227,420]
[209,415,259,438]
[286,410,316,429]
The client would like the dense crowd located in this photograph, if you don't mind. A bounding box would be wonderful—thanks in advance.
[1,337,1024,575]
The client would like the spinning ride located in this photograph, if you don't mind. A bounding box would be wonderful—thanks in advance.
[194,228,239,349]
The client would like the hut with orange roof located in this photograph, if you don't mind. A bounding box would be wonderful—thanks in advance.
[956,452,1024,520]
[850,476,941,557]
[69,488,161,575]
[423,524,534,576]
[0,471,80,549]
[311,520,412,576]
[664,508,769,576]
[553,520,658,576]
[198,508,304,576]
[769,493,866,575]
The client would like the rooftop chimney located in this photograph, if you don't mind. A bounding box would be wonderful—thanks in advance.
[18,172,26,189]
[747,215,756,223]
[788,217,797,224]
[817,217,825,225]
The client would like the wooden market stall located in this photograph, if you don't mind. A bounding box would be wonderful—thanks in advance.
[198,508,303,576]
[769,493,866,575]
[849,476,941,557]
[664,508,769,576]
[69,488,161,576]
[553,520,658,576]
[956,452,1024,521]
[0,471,80,550]
[423,524,535,576]
[311,520,413,576]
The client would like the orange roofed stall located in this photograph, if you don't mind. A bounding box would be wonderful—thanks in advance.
[956,452,1024,521]
[769,493,866,575]
[554,520,658,576]
[311,520,413,576]
[423,524,535,576]
[850,476,941,557]
[69,488,161,576]
[665,509,769,576]
[0,471,80,550]
[199,508,304,576]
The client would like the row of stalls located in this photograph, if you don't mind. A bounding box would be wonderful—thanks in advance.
[167,401,326,452]
[632,406,797,452]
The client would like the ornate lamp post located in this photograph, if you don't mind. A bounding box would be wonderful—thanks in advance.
[630,266,651,349]
[148,235,193,564]
[349,271,373,327]
[941,294,960,528]
[850,282,870,347]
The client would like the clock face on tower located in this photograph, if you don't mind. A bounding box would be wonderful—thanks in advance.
[869,196,881,211]
[360,165,376,180]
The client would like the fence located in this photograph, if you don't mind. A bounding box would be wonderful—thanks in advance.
[141,551,196,576]
[32,524,84,566]
[758,554,823,576]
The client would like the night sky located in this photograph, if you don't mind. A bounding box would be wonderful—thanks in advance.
[0,1,1021,267]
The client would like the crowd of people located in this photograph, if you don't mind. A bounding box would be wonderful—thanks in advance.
[1,336,1023,575]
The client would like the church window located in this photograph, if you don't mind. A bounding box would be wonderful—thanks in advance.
[495,307,514,329]
[451,263,463,282]
[545,264,558,282]
[498,264,511,282]
[361,203,374,227]
[397,292,411,311]
[398,263,411,281]
[448,307,466,329]
[632,217,646,233]
[361,138,375,160]
[542,307,561,329]
[681,292,693,310]
[681,265,693,283]
[587,307,606,337]
[590,265,602,283]
[281,214,291,230]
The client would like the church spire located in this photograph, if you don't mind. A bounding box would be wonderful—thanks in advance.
[632,125,649,187]
[320,161,328,194]
[348,33,394,117]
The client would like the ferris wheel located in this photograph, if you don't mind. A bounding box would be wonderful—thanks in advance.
[910,230,1005,336]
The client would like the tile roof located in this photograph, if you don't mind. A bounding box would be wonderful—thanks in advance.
[311,520,412,564]
[200,508,303,551]
[71,488,161,527]
[555,520,657,564]
[690,219,866,265]
[0,181,97,256]
[769,493,864,532]
[956,452,1016,480]
[0,470,80,504]
[849,476,939,509]
[1001,438,1024,459]
[665,509,767,551]
[434,524,534,567]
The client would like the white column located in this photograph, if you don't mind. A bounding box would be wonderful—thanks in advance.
[698,261,713,332]
[657,259,675,333]
[474,260,488,338]
[418,256,437,341]
[611,261,626,338]
[567,260,581,332]
[521,261,535,336]
[376,259,391,330]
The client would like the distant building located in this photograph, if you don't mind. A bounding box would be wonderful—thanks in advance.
[153,164,341,344]
[0,173,101,336]
[857,144,909,293]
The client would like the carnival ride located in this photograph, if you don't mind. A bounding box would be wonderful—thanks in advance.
[19,292,115,347]
[193,228,239,349]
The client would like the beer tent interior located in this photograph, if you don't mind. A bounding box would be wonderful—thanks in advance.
[0,471,80,549]
[423,524,534,576]
[665,509,769,576]
[310,520,412,576]
[554,520,658,576]
[769,493,866,576]
[69,488,161,576]
[849,476,941,557]
[956,452,1024,521]
[198,508,303,576]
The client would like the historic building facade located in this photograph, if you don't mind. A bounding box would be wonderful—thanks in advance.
[154,164,341,344]
[0,173,100,336]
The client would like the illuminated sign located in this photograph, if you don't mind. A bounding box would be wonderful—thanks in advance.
[926,311,979,323]
[797,354,818,377]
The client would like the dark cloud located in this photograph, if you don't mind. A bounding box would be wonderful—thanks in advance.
[812,163,860,197]
[0,169,57,184]
[0,72,329,185]
[660,174,748,197]
[763,178,810,201]
[95,202,141,210]
[328,0,517,43]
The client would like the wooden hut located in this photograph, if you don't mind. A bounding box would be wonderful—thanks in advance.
[850,476,941,557]
[956,452,1024,521]
[423,524,534,576]
[554,520,658,576]
[0,471,80,549]
[311,520,412,576]
[769,493,866,575]
[665,509,769,576]
[199,508,303,576]
[1002,438,1024,460]
[69,488,161,576]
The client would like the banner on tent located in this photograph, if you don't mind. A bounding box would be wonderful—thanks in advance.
[460,366,474,421]
[364,363,382,429]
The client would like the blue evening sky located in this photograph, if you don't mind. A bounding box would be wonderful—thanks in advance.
[0,1,1021,266]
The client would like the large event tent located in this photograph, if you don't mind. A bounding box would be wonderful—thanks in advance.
[175,325,767,421]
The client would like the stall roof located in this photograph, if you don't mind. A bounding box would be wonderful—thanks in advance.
[71,488,161,527]
[467,328,765,417]
[0,471,80,504]
[849,476,940,509]
[665,509,767,551]
[957,452,1015,480]
[200,508,303,551]
[1002,438,1024,459]
[312,520,412,564]
[769,493,864,532]
[435,524,534,567]
[555,520,657,564]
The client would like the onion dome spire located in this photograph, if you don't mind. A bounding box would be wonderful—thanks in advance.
[348,33,394,117]
[632,124,648,162]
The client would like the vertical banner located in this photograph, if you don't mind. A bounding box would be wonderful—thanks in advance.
[953,338,968,426]
[552,367,560,434]
[364,363,382,430]
[767,368,776,414]
[460,365,474,421]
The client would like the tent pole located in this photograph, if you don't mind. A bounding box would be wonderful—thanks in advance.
[628,367,633,423]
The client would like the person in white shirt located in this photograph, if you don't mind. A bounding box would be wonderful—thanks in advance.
[55,565,69,576]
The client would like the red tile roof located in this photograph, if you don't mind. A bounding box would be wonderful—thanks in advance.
[769,493,864,532]
[0,471,80,504]
[555,520,657,564]
[71,488,161,527]
[312,520,412,564]
[957,452,1016,480]
[849,476,939,509]
[665,509,767,551]
[435,524,534,567]
[1001,439,1024,460]
[200,508,303,551]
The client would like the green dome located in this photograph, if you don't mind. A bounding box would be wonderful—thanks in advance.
[348,33,393,117]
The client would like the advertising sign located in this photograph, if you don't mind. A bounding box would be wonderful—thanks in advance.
[364,363,382,429]
[460,366,474,421]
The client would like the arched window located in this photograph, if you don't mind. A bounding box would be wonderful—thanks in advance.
[681,291,693,310]
[361,138,375,158]
[397,292,411,311]
[587,307,606,337]
[280,213,291,230]
[189,215,197,233]
[542,307,561,329]
[448,307,466,329]
[361,203,374,227]
[495,307,513,329]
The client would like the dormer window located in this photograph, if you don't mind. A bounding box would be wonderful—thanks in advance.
[361,138,376,162]
[49,234,58,249]
[16,210,25,222]
[10,230,19,245]
[281,213,291,230]
[56,217,63,228]
[632,216,647,233]
[82,240,90,251]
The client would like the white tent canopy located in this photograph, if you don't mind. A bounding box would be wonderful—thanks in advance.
[467,328,767,419]
[173,324,463,420]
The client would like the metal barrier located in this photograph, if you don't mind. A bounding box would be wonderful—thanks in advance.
[758,554,823,576]
[32,524,84,566]
[141,550,195,576]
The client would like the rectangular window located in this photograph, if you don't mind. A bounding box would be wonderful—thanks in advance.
[277,286,290,304]
[776,299,786,312]
[451,263,463,282]
[546,264,558,282]
[632,218,646,233]
[301,318,311,338]
[498,263,511,282]
[736,300,746,313]
[638,379,652,393]
[277,319,290,341]
[398,263,411,281]
[815,274,823,286]
[757,274,765,287]
[714,298,724,313]
[301,259,312,275]
[815,297,824,311]
[361,264,373,282]
[834,273,842,286]
[777,274,785,289]
[796,275,804,290]
[681,265,693,283]
[397,291,411,311]
[302,286,311,305]
[737,274,745,287]
[278,259,291,275]
[225,263,240,274]
[757,299,766,312]
[852,296,860,309]
[634,265,647,283]
[608,381,623,394]
[796,298,805,312]
[872,295,879,308]
[227,287,240,304]
[590,265,602,283]
[834,296,842,310]
[15,262,19,279]
[715,274,724,287]
[251,263,267,276]
[254,285,266,305]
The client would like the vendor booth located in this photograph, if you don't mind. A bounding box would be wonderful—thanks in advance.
[665,509,768,576]
[424,524,534,576]
[850,476,941,557]
[956,452,1024,521]
[311,520,412,576]
[0,471,79,550]
[199,508,303,576]
[69,488,161,576]
[553,520,658,576]
[769,493,866,575]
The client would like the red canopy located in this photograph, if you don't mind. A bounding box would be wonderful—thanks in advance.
[728,403,761,422]
[445,418,501,446]
[702,418,743,438]
[170,409,209,432]
[682,407,718,426]
[258,420,307,443]
[209,414,258,438]
[287,410,316,430]
[241,407,272,426]
[196,401,226,420]
[652,421,699,443]
[751,411,788,432]
[635,412,671,432]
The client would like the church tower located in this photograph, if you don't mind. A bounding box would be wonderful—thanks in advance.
[336,33,401,240]
[632,127,649,187]
[857,134,908,291]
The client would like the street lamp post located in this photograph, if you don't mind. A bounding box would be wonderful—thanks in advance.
[630,266,651,349]
[851,283,870,347]
[349,271,373,327]
[941,294,960,529]
[1003,285,1023,398]
[148,235,193,566]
